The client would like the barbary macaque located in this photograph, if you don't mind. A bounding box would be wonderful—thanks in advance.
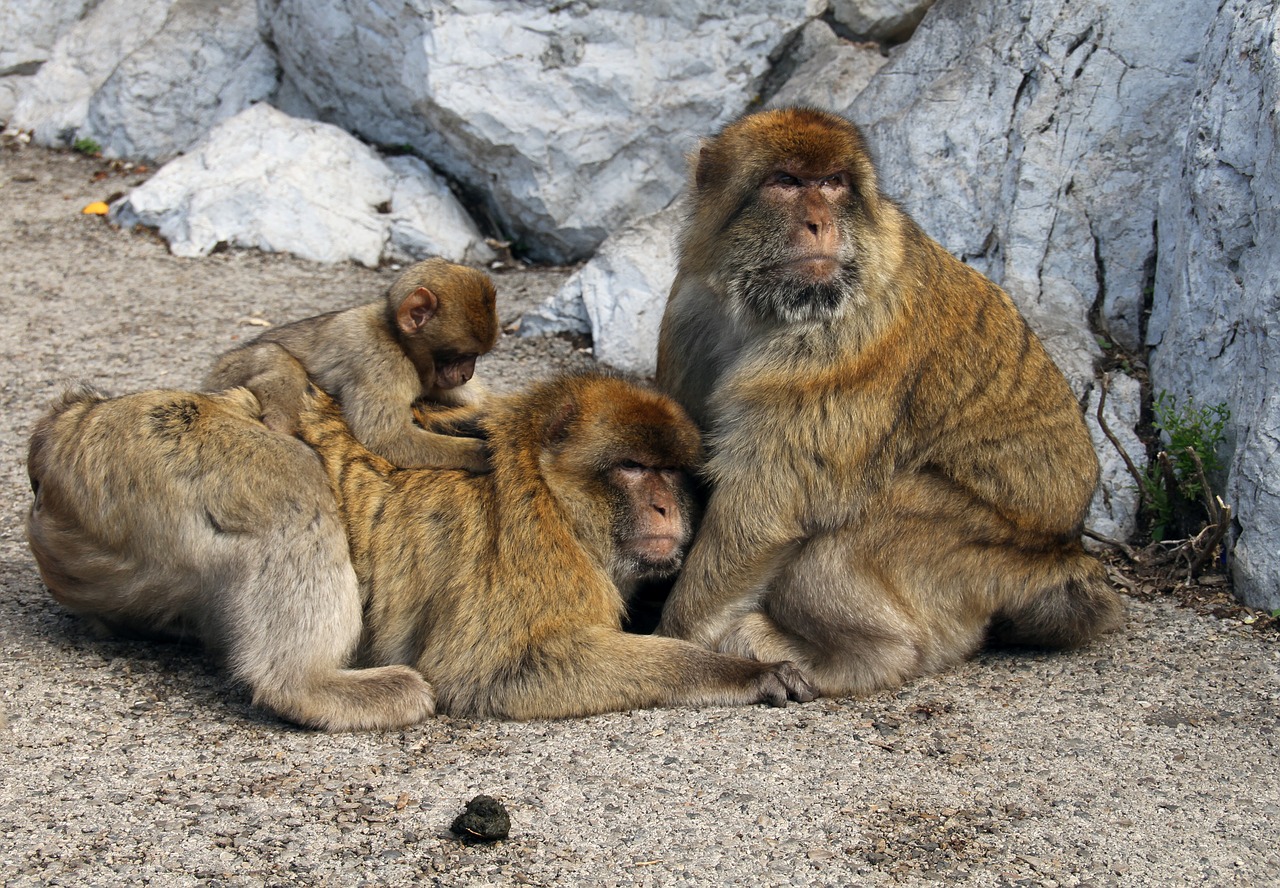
[300,370,814,718]
[27,384,436,731]
[206,257,498,471]
[26,370,813,728]
[655,106,1122,696]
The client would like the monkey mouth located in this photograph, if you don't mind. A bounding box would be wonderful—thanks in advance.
[634,535,683,562]
[788,256,841,282]
[733,264,857,325]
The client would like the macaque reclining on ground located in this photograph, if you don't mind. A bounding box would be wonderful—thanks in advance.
[26,369,814,730]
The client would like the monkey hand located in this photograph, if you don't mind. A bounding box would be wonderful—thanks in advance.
[753,661,817,706]
[452,435,492,474]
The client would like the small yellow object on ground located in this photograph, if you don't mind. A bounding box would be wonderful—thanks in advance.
[81,201,109,215]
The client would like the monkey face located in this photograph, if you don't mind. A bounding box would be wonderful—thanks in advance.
[537,376,703,586]
[606,459,697,581]
[687,107,884,326]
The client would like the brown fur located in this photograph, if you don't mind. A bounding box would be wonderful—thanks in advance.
[655,107,1122,696]
[25,371,814,728]
[300,370,814,718]
[26,384,436,731]
[205,257,498,471]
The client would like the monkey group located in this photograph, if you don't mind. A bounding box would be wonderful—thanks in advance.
[27,108,1120,730]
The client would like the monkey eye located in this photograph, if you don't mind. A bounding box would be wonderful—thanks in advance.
[617,459,647,471]
[820,173,850,189]
[767,172,803,188]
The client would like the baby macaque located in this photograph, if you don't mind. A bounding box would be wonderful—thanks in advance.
[206,258,498,471]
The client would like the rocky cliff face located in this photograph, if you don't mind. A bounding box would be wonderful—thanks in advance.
[1148,0,1280,610]
[3,0,1273,607]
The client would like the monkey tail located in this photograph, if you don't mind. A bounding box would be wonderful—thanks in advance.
[987,556,1123,649]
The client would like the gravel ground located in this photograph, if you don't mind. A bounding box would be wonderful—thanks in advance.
[1,140,1277,888]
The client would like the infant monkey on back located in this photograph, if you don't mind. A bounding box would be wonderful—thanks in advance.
[206,258,499,472]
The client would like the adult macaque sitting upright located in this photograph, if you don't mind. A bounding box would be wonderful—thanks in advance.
[655,106,1122,696]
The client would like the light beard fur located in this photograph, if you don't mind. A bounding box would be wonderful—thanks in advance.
[726,263,861,327]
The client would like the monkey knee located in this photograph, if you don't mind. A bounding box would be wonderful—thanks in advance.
[716,613,807,664]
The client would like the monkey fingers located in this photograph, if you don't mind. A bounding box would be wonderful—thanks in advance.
[413,402,488,439]
[758,662,818,706]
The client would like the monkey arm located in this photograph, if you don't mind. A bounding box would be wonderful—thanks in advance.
[655,277,741,429]
[413,402,487,439]
[356,405,490,472]
[470,626,815,719]
[656,463,807,648]
[657,357,916,648]
[331,362,488,472]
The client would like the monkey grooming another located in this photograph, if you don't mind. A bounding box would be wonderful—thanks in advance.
[26,371,813,728]
[655,107,1122,697]
[206,257,498,472]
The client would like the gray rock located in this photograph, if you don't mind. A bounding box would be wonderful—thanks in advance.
[0,0,97,122]
[9,0,177,146]
[112,103,494,268]
[829,0,937,43]
[766,20,888,110]
[1148,0,1280,610]
[384,155,496,267]
[523,204,680,376]
[261,0,823,263]
[82,0,278,162]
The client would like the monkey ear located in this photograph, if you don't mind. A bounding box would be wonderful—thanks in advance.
[694,145,712,190]
[543,399,579,449]
[396,286,439,335]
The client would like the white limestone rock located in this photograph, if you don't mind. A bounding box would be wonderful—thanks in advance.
[766,20,888,110]
[383,155,496,267]
[111,104,494,268]
[829,0,937,43]
[1147,0,1280,610]
[82,0,278,162]
[9,0,177,146]
[261,0,824,263]
[522,204,680,376]
[0,0,97,122]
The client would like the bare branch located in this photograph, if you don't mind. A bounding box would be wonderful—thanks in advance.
[1083,527,1138,560]
[1095,373,1145,492]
